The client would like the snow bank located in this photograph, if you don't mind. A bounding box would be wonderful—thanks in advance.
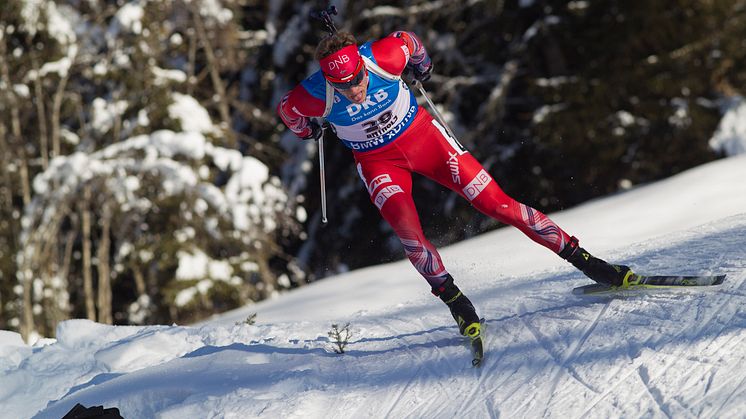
[0,331,31,371]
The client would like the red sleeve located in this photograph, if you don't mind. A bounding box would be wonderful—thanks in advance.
[370,36,410,76]
[277,84,326,138]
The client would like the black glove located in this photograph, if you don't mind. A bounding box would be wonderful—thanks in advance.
[402,63,433,84]
[413,62,432,83]
[301,120,323,141]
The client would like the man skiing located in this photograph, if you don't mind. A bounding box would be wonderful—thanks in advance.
[277,30,634,342]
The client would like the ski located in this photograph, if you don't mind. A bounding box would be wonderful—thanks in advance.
[573,274,726,295]
[471,336,484,367]
[467,318,485,367]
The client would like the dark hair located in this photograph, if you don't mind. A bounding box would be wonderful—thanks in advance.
[315,31,357,61]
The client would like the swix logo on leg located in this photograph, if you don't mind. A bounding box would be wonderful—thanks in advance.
[374,185,403,209]
[463,169,492,201]
[368,174,392,195]
[446,151,461,184]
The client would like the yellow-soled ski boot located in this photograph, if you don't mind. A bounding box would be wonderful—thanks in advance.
[463,322,481,340]
[560,236,636,287]
[432,274,481,337]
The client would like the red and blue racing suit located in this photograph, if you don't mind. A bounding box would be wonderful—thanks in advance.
[278,32,573,288]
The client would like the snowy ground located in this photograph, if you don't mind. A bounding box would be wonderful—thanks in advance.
[2,154,746,418]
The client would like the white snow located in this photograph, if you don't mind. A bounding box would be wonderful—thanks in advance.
[2,152,746,418]
[0,330,30,371]
[33,54,74,79]
[151,67,187,86]
[709,95,746,156]
[185,0,234,25]
[110,2,144,36]
[533,103,568,123]
[20,0,45,37]
[45,2,77,46]
[13,83,30,98]
[616,110,636,126]
[168,93,217,135]
[91,98,128,134]
[174,249,234,307]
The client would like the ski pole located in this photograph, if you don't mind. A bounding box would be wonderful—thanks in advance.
[318,123,328,224]
[414,80,457,141]
[308,5,336,225]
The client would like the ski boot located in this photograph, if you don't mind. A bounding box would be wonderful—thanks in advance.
[559,237,636,287]
[432,274,481,339]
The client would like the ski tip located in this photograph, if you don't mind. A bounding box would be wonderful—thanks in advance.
[714,274,727,285]
[472,357,483,367]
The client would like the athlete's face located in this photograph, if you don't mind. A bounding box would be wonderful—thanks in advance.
[336,70,368,104]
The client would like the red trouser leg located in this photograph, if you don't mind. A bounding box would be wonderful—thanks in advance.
[453,153,570,253]
[405,114,573,254]
[354,156,448,287]
[353,109,573,289]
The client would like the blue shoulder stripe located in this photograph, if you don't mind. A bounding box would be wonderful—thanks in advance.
[300,71,328,101]
[358,41,375,63]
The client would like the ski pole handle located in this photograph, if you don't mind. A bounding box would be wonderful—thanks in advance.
[309,5,338,35]
[317,124,328,224]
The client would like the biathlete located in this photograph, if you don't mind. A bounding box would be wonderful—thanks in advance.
[277,30,634,341]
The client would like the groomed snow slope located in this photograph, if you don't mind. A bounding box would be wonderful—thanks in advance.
[2,154,746,419]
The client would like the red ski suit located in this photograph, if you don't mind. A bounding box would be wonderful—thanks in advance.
[278,32,572,288]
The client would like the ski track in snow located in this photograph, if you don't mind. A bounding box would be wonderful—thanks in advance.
[541,300,609,417]
[483,217,746,419]
[457,322,499,418]
[375,318,457,418]
[460,317,520,418]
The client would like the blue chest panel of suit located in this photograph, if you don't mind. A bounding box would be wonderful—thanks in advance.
[301,42,419,152]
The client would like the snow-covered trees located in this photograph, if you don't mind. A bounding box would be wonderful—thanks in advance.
[19,128,299,337]
[1,0,303,340]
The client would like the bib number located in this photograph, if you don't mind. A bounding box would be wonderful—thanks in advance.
[362,110,394,134]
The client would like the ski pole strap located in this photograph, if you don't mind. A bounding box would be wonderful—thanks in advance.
[362,56,400,82]
[322,82,335,117]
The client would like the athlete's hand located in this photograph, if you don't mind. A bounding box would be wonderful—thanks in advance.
[301,120,323,141]
[403,62,432,84]
[413,61,432,83]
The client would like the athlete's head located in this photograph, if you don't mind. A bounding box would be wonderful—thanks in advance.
[316,31,368,103]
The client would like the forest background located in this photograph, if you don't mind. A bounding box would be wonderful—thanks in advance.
[1,0,744,340]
